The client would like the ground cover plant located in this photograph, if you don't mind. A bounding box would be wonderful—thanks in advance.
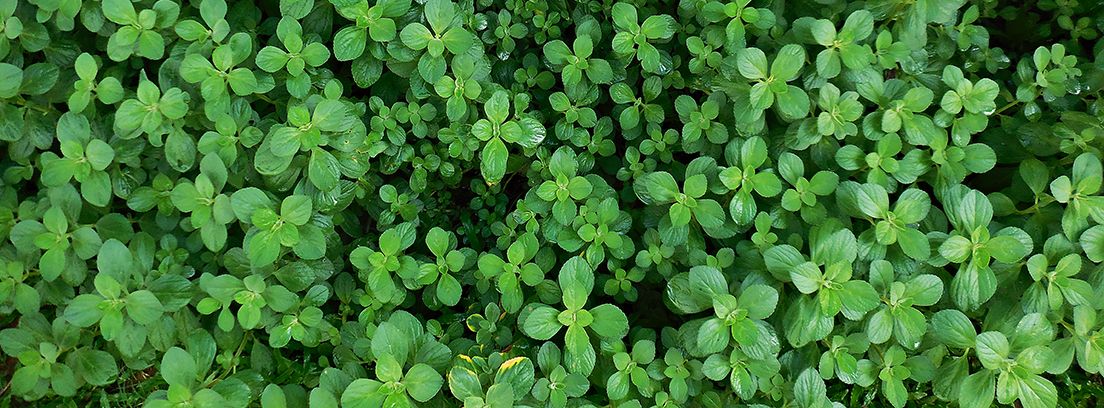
[3,0,1104,406]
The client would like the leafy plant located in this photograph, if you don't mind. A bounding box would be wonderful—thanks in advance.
[2,1,1104,408]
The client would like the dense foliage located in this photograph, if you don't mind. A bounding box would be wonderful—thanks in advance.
[3,0,1104,406]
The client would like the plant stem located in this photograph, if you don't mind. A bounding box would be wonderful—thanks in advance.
[994,100,1020,116]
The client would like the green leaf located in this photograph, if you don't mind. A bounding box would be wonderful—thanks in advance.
[948,188,993,232]
[521,305,562,340]
[64,295,105,327]
[634,171,680,205]
[894,189,930,223]
[939,235,974,263]
[839,181,889,218]
[589,304,628,339]
[1081,225,1104,263]
[740,285,778,319]
[697,318,729,355]
[737,47,769,80]
[986,235,1026,263]
[867,308,892,344]
[69,349,118,387]
[261,384,287,408]
[334,26,368,61]
[1016,374,1057,408]
[401,23,433,50]
[309,148,341,191]
[341,379,385,408]
[231,188,272,222]
[640,15,677,39]
[440,29,474,55]
[840,10,874,42]
[481,137,508,183]
[485,90,510,125]
[425,0,457,33]
[563,324,596,375]
[256,47,290,72]
[777,85,811,119]
[160,347,197,387]
[790,262,823,295]
[612,3,638,31]
[771,44,806,82]
[249,230,282,266]
[485,383,515,408]
[404,364,443,402]
[85,140,116,171]
[794,368,828,408]
[689,265,728,296]
[281,195,312,225]
[975,331,1009,369]
[0,63,24,99]
[559,257,594,310]
[810,20,837,46]
[125,290,164,324]
[101,0,138,25]
[897,228,931,260]
[959,371,995,408]
[839,280,880,319]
